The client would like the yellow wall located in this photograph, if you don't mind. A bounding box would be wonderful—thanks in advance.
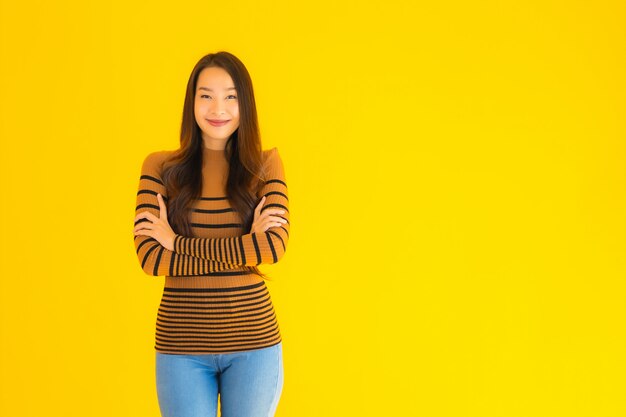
[1,1,624,416]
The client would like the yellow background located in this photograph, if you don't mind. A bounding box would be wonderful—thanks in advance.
[1,1,625,416]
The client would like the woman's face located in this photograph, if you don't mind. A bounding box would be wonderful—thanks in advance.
[194,66,240,149]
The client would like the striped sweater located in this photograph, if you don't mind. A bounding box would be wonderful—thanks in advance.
[133,145,289,354]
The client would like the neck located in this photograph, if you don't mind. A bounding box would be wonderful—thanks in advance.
[202,139,227,151]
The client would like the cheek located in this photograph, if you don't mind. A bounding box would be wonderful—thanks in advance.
[231,104,240,119]
[194,101,205,114]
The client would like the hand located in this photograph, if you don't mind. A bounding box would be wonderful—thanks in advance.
[250,195,287,234]
[133,193,177,251]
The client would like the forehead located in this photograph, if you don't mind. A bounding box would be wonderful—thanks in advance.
[196,66,236,91]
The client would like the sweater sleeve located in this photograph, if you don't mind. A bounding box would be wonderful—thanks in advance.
[133,151,239,276]
[173,147,290,266]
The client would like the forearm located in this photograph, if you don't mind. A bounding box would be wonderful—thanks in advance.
[135,235,241,277]
[172,229,288,266]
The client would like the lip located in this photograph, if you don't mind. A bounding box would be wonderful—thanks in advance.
[207,119,230,126]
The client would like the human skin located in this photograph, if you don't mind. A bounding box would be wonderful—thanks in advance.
[133,66,286,249]
[194,66,240,151]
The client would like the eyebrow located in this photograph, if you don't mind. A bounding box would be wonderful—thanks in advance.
[197,87,237,92]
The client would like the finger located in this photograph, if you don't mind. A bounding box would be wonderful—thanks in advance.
[263,222,284,232]
[135,229,154,238]
[259,209,286,221]
[135,211,153,223]
[134,228,153,237]
[254,196,266,216]
[134,212,146,222]
[136,211,159,223]
[157,193,167,218]
[262,207,285,215]
[260,217,284,230]
[134,222,154,232]
[266,215,288,224]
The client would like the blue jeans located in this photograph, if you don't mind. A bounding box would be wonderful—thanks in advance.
[155,342,284,417]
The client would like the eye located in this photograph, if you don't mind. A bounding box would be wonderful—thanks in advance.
[200,94,211,99]
[227,95,237,99]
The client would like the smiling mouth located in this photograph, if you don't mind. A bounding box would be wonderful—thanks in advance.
[207,119,230,126]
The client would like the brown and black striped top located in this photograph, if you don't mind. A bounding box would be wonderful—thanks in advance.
[133,145,290,354]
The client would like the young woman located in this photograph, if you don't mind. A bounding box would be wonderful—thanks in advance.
[132,51,290,417]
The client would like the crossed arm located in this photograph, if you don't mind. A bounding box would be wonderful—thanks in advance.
[133,148,290,276]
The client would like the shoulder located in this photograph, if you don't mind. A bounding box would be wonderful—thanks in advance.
[260,147,286,179]
[262,146,282,166]
[144,149,174,163]
[141,149,175,173]
[262,146,278,158]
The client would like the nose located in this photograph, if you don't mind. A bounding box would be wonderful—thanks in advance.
[209,99,226,115]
